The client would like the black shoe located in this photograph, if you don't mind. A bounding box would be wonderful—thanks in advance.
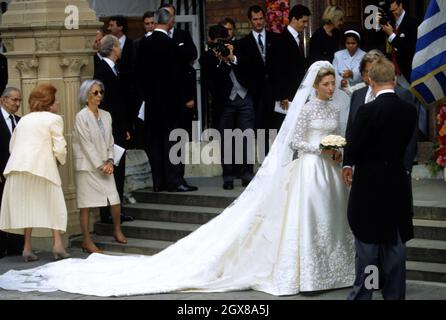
[183,182,198,191]
[120,213,134,222]
[223,181,234,190]
[168,184,198,192]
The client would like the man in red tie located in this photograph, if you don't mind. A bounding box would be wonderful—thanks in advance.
[378,0,418,89]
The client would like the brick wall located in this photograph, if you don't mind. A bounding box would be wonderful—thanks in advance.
[205,0,265,37]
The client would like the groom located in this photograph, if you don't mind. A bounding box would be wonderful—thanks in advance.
[342,57,417,300]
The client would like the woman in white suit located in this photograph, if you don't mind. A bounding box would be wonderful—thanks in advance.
[0,84,69,262]
[73,80,127,254]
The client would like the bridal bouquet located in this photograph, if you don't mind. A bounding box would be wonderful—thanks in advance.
[320,135,347,150]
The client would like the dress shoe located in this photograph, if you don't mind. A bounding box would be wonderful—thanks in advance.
[81,243,103,254]
[168,184,198,192]
[120,213,134,222]
[223,181,234,190]
[22,251,39,262]
[53,250,71,260]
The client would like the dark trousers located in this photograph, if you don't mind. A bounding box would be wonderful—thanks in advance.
[348,232,407,300]
[219,95,255,183]
[145,128,185,190]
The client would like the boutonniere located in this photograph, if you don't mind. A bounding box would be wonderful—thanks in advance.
[399,33,406,38]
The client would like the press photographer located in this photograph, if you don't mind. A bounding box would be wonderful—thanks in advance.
[199,25,255,190]
[376,0,418,89]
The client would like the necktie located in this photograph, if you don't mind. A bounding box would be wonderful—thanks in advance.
[298,33,305,56]
[113,64,120,77]
[9,114,15,132]
[258,34,264,54]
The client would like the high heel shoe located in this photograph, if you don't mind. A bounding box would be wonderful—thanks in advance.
[22,251,39,262]
[80,243,103,254]
[53,250,71,260]
[114,234,128,244]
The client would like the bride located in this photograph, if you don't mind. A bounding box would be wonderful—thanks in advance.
[0,61,354,297]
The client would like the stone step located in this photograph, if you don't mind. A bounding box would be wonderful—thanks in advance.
[407,239,446,264]
[123,203,222,224]
[413,205,446,221]
[414,219,446,241]
[95,220,201,242]
[132,189,236,208]
[70,235,173,256]
[406,261,446,283]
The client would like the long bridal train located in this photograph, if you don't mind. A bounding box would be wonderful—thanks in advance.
[0,61,355,297]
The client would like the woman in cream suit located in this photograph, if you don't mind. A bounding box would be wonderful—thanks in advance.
[0,84,70,262]
[73,80,127,254]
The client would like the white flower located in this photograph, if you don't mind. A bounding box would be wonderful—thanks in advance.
[320,135,346,148]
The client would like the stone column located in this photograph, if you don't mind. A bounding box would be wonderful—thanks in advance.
[0,0,102,249]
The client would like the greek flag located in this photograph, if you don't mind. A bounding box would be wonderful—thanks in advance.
[410,0,446,106]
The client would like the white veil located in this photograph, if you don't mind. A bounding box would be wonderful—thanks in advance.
[0,61,351,297]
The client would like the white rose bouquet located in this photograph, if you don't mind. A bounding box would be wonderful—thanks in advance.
[319,135,347,150]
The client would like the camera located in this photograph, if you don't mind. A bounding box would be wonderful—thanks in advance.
[378,7,391,26]
[209,40,231,58]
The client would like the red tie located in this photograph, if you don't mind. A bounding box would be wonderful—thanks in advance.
[298,33,305,56]
[391,27,401,76]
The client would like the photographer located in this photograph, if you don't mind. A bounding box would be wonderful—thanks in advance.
[199,25,255,190]
[377,0,417,89]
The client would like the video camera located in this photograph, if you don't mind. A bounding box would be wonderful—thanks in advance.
[377,1,392,26]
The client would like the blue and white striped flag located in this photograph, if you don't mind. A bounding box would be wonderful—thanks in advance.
[411,0,446,106]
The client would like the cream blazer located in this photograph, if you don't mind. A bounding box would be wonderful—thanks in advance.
[72,107,114,172]
[4,111,67,186]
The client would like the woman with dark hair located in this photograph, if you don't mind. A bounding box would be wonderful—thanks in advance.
[333,30,366,89]
[0,84,69,262]
[309,5,345,64]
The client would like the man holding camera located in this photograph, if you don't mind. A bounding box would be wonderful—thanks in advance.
[378,0,418,89]
[199,25,255,190]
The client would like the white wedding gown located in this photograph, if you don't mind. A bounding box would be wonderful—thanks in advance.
[0,62,355,297]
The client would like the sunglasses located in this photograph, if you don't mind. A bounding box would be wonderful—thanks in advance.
[91,90,104,96]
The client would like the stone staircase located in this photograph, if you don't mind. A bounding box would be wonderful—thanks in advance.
[71,179,446,284]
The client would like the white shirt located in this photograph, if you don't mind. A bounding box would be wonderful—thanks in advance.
[103,57,118,76]
[145,31,153,38]
[375,89,395,98]
[167,28,174,38]
[287,25,301,46]
[1,106,15,134]
[365,86,374,103]
[388,10,406,43]
[118,35,126,49]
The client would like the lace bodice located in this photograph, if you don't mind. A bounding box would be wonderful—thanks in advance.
[290,98,340,154]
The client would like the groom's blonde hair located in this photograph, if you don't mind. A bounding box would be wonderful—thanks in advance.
[369,57,396,84]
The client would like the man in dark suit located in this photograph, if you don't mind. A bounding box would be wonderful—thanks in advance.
[346,50,418,172]
[0,87,23,258]
[273,5,311,129]
[236,6,280,158]
[342,57,417,300]
[200,25,255,190]
[94,34,134,224]
[108,15,139,142]
[136,8,197,193]
[378,0,418,89]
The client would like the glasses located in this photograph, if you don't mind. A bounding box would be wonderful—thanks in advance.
[91,90,104,96]
[5,96,22,103]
